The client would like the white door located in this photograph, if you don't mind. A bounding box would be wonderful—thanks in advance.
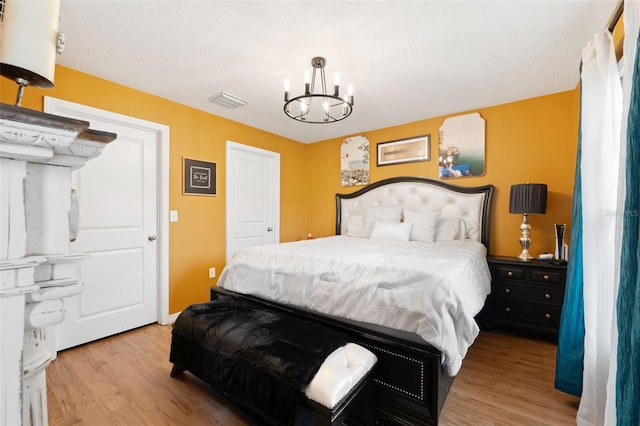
[226,141,280,262]
[44,98,169,351]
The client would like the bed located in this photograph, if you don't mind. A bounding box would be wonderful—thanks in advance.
[214,176,494,425]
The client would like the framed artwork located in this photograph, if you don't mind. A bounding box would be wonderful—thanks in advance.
[340,135,370,187]
[438,113,485,179]
[376,134,430,166]
[183,158,216,196]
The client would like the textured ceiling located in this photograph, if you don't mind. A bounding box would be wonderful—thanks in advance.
[55,0,618,144]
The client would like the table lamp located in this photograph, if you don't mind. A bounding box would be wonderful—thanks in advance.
[509,183,547,260]
[0,0,64,106]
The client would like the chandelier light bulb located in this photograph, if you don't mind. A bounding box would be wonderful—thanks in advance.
[284,78,291,102]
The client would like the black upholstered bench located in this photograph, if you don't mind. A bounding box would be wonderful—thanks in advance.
[169,296,377,425]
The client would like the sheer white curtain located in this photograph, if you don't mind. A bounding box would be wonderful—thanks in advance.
[578,29,624,425]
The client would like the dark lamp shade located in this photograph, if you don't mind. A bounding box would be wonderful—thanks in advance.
[509,183,547,215]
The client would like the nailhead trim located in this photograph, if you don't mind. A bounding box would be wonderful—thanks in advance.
[359,342,424,401]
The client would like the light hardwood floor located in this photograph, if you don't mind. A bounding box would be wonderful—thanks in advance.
[46,324,579,425]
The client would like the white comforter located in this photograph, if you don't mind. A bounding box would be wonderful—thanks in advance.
[217,236,491,376]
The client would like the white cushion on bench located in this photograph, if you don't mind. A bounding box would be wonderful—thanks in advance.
[304,343,377,409]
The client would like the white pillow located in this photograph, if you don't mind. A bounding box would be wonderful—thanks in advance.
[361,205,403,238]
[370,221,414,241]
[435,217,471,241]
[345,215,365,238]
[403,210,440,242]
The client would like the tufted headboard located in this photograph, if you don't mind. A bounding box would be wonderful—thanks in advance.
[336,176,494,250]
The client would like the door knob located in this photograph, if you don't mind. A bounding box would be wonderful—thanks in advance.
[267,227,273,232]
[148,235,157,241]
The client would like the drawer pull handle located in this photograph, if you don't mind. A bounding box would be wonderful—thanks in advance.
[543,274,550,280]
[507,271,513,277]
[544,293,552,300]
[545,313,552,319]
[505,288,511,295]
[505,307,511,313]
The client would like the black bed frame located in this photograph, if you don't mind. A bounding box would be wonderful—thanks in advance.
[214,176,494,425]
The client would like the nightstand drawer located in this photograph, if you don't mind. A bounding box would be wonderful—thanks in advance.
[530,269,562,284]
[494,266,525,281]
[494,282,564,306]
[494,300,562,327]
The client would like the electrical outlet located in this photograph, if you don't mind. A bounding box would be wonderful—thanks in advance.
[209,267,216,278]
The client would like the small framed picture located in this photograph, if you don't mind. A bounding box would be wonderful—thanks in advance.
[377,134,430,166]
[183,158,216,196]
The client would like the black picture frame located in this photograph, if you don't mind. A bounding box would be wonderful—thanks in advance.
[183,158,216,196]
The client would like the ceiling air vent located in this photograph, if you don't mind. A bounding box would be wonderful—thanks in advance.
[208,91,249,109]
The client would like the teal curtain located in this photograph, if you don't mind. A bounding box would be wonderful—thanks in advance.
[555,77,586,397]
[616,29,640,426]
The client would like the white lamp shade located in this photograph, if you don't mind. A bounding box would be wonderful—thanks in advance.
[0,0,61,87]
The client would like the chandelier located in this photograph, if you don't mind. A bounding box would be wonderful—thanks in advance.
[284,57,354,123]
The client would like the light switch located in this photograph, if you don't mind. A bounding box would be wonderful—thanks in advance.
[170,210,178,222]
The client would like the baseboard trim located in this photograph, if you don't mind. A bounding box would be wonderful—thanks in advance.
[164,312,181,325]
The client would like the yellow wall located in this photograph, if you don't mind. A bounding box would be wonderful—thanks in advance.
[1,65,308,313]
[1,65,580,313]
[306,89,580,257]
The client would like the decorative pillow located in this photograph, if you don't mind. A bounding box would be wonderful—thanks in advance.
[435,217,473,241]
[362,205,403,238]
[403,210,440,242]
[345,215,366,238]
[370,221,414,241]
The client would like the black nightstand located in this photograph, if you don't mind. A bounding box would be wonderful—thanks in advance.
[483,256,567,336]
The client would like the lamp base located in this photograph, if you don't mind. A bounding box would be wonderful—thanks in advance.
[516,213,535,261]
[516,249,535,261]
[14,78,29,107]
